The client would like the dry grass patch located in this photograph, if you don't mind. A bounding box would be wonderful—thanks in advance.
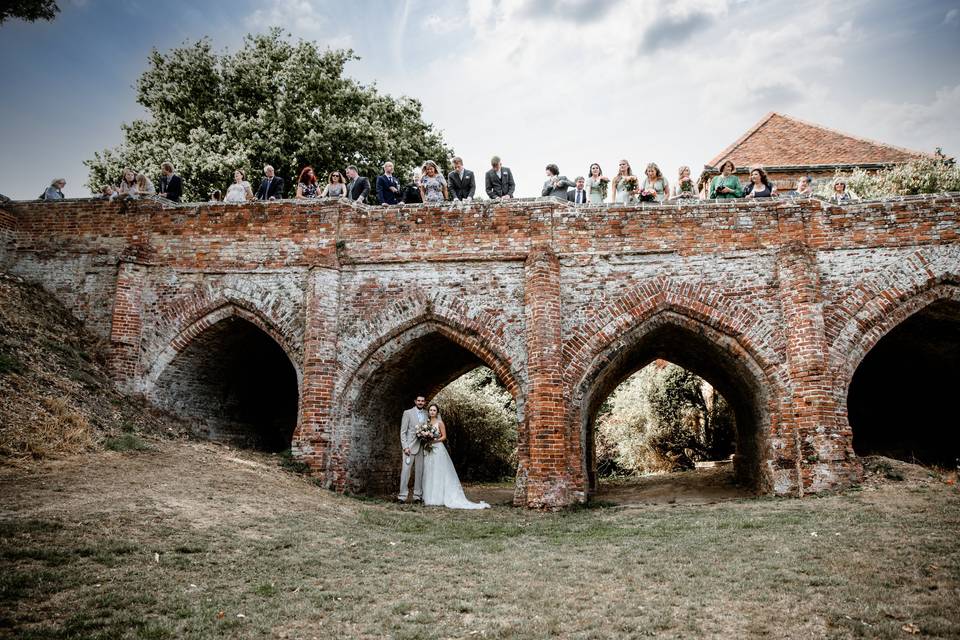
[0,441,958,639]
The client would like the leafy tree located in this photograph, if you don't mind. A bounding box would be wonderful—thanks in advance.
[0,0,59,25]
[596,362,736,475]
[815,152,960,200]
[85,29,452,201]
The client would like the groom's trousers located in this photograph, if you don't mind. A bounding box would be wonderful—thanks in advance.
[398,449,424,500]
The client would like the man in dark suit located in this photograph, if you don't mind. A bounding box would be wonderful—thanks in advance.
[158,162,183,202]
[255,165,284,200]
[376,161,402,205]
[484,155,515,199]
[447,156,476,201]
[345,165,370,203]
[567,176,589,205]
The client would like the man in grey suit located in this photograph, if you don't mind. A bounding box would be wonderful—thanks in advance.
[542,163,574,199]
[398,394,428,503]
[447,156,476,201]
[484,155,515,199]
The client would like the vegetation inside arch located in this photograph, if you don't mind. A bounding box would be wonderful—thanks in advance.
[595,361,736,478]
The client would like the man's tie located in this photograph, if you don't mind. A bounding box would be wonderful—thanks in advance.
[577,190,583,204]
[265,177,272,195]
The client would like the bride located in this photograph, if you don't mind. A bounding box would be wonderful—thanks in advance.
[421,403,490,510]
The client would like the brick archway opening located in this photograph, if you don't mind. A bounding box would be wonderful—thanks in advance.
[341,326,520,497]
[150,316,299,452]
[576,313,772,497]
[848,299,960,466]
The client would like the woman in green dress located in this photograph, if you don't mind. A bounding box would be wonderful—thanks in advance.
[585,163,609,204]
[709,159,743,199]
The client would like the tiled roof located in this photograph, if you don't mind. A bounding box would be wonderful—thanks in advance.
[706,112,934,169]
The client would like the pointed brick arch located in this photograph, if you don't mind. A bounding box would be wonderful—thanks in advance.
[564,281,786,496]
[327,298,526,495]
[563,277,783,388]
[336,291,524,404]
[827,249,960,388]
[142,297,302,395]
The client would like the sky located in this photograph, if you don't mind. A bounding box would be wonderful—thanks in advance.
[1,0,959,200]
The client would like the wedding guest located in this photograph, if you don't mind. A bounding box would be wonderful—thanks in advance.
[158,162,182,202]
[135,173,156,197]
[541,164,574,198]
[447,156,476,201]
[612,159,638,204]
[743,166,775,198]
[117,168,139,198]
[345,165,370,203]
[790,175,815,197]
[255,165,284,200]
[224,169,254,203]
[831,178,857,203]
[42,178,66,200]
[97,185,117,201]
[709,160,743,199]
[567,177,589,205]
[484,155,515,199]
[671,165,699,199]
[419,160,448,203]
[295,166,319,199]
[402,170,423,204]
[320,170,347,198]
[585,163,609,204]
[640,162,668,202]
[376,161,402,205]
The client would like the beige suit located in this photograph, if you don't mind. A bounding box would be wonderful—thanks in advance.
[398,406,427,500]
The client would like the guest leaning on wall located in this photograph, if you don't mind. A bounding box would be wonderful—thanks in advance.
[295,166,319,199]
[256,165,284,200]
[541,164,574,198]
[743,166,776,198]
[640,162,669,203]
[225,169,255,203]
[158,162,182,202]
[42,178,66,200]
[670,165,699,200]
[709,160,743,199]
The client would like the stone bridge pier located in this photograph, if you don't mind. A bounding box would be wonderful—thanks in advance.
[1,195,957,507]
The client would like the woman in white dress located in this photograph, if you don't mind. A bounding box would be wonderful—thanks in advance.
[421,404,490,510]
[224,169,254,203]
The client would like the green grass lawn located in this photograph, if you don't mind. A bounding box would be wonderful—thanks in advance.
[1,443,958,639]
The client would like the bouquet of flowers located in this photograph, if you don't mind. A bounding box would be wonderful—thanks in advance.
[679,177,695,193]
[416,422,440,453]
[620,176,639,193]
[597,176,610,199]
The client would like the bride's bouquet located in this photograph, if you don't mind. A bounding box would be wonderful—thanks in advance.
[416,422,440,453]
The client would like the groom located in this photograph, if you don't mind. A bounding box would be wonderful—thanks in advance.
[398,394,428,503]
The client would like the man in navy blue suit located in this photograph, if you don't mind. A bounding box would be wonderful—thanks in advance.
[255,165,285,200]
[376,161,402,205]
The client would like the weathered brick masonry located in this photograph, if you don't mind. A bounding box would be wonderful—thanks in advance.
[1,195,957,507]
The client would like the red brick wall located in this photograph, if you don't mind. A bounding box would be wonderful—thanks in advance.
[2,195,957,507]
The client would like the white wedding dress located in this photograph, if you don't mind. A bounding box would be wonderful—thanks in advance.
[421,440,490,510]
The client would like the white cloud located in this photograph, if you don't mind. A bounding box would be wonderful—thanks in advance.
[369,0,871,196]
[945,8,959,26]
[858,85,960,157]
[245,0,353,48]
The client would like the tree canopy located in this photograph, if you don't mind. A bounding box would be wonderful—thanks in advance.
[0,0,59,25]
[85,29,453,201]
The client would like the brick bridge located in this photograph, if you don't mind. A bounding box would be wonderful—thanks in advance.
[1,196,957,507]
